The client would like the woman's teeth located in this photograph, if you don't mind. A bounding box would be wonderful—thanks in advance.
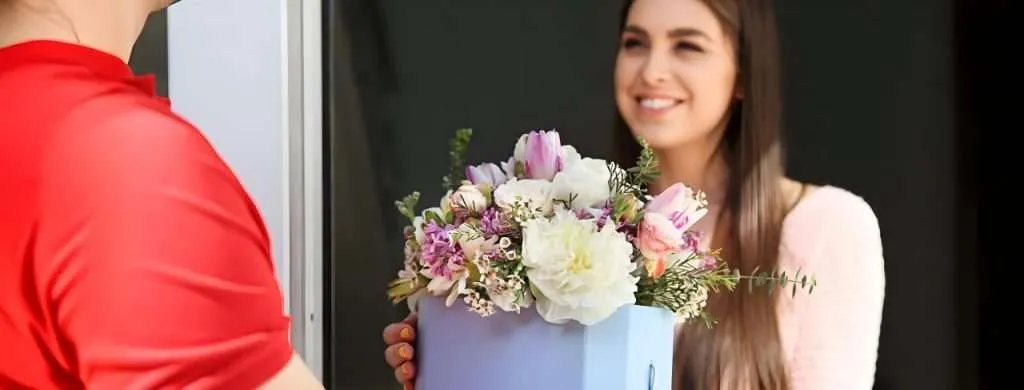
[639,98,679,109]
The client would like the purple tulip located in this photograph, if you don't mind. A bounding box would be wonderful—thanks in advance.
[465,163,508,186]
[515,130,564,181]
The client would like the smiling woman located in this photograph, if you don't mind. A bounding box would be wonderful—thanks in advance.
[613,0,792,388]
[611,0,884,389]
[615,0,743,170]
[371,0,885,389]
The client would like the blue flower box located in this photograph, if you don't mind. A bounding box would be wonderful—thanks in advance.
[415,297,675,390]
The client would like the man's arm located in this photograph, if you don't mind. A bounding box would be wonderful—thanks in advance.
[36,102,323,389]
[262,354,325,389]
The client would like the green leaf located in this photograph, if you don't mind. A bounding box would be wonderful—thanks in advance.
[424,210,445,226]
[394,191,421,223]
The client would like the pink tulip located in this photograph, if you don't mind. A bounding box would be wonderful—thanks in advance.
[466,163,508,186]
[516,130,564,181]
[637,212,686,279]
[644,183,705,232]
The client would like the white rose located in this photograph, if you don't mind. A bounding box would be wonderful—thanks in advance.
[449,183,488,214]
[550,158,612,210]
[520,209,638,325]
[493,178,554,217]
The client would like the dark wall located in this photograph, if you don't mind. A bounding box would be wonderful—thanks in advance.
[775,2,964,389]
[129,11,169,97]
[326,1,970,389]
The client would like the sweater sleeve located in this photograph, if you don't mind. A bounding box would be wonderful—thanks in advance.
[785,190,886,389]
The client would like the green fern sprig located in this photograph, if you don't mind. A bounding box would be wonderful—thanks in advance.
[625,137,660,198]
[441,128,474,192]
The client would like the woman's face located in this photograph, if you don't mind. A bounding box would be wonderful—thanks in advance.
[614,0,739,152]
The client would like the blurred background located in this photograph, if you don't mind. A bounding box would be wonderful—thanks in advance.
[131,0,997,388]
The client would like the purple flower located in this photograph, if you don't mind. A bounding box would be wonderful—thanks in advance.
[479,207,506,236]
[681,231,703,252]
[420,222,464,279]
[586,207,613,229]
[668,211,690,231]
[698,252,718,270]
[465,163,508,186]
[513,130,564,181]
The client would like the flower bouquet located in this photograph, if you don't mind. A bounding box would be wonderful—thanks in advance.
[387,128,814,390]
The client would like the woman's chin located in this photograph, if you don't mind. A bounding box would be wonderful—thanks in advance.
[633,129,689,150]
[630,123,716,153]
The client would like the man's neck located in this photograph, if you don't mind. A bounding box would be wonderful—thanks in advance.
[0,0,156,62]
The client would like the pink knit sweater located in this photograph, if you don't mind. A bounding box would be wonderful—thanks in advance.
[682,185,885,388]
[777,185,886,388]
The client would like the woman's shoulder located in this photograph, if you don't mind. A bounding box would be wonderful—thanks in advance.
[785,183,879,229]
[780,182,883,266]
[776,183,886,380]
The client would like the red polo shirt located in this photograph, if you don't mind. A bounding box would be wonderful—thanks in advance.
[0,40,293,389]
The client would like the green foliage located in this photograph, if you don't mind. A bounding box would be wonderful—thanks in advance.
[628,137,659,194]
[743,265,818,297]
[394,191,421,224]
[635,249,818,328]
[442,128,474,192]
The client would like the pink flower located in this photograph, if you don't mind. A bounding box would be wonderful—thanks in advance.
[637,212,685,279]
[465,163,508,186]
[448,182,488,214]
[637,183,708,279]
[644,183,706,232]
[697,253,719,270]
[513,130,564,181]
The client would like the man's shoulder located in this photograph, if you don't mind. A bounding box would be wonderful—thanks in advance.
[37,96,248,215]
[45,96,216,172]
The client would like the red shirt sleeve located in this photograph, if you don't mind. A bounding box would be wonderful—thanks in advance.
[34,100,294,389]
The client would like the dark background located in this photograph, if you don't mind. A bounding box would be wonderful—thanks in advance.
[128,0,997,388]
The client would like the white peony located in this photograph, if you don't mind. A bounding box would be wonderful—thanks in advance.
[493,178,554,217]
[520,209,638,325]
[550,158,612,210]
[561,145,582,168]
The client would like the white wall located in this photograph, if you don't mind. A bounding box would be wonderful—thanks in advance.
[166,0,323,379]
[168,0,288,287]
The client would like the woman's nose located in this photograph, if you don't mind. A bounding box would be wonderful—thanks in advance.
[640,52,671,86]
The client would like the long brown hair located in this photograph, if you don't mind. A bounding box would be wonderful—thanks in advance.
[613,0,788,389]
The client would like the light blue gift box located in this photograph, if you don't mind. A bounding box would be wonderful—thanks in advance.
[415,297,675,390]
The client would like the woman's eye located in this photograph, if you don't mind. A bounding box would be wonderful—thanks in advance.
[621,37,645,50]
[675,42,704,52]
